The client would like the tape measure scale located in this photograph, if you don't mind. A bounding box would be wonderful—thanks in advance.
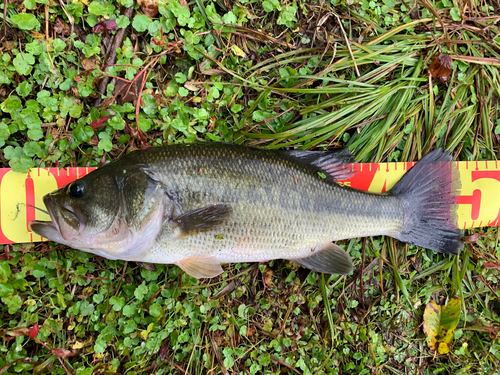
[0,160,497,244]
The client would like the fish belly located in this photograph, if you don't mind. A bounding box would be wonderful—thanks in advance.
[140,185,405,265]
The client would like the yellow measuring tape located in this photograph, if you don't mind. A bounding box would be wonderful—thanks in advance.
[0,161,497,244]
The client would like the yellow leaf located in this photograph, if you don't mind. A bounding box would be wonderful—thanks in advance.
[30,31,45,38]
[230,44,247,58]
[73,0,90,5]
[72,341,85,350]
[423,297,461,354]
[438,342,449,354]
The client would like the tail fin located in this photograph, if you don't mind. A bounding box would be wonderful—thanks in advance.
[390,149,462,254]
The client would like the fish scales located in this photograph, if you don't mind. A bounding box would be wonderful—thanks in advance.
[30,143,462,278]
[128,144,404,263]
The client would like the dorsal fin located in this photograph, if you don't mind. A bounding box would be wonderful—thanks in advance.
[280,148,356,182]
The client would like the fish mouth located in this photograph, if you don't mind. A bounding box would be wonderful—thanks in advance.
[29,195,86,242]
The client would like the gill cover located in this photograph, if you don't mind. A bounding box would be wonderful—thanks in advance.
[30,164,167,259]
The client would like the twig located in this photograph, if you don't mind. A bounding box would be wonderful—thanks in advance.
[165,357,194,375]
[334,13,360,77]
[114,261,128,297]
[58,0,74,42]
[95,6,134,106]
[2,0,6,39]
[270,355,301,374]
[360,238,367,309]
[45,5,57,73]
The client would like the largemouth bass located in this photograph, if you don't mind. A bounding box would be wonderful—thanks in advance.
[30,143,462,278]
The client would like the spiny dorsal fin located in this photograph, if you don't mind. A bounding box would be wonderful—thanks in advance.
[280,148,356,182]
[173,204,233,237]
[177,257,224,278]
[293,242,353,275]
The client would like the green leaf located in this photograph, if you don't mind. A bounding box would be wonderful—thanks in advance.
[23,142,42,157]
[3,294,22,313]
[109,296,125,311]
[27,126,43,140]
[10,155,35,173]
[132,14,151,32]
[69,103,83,118]
[0,263,11,283]
[122,304,136,317]
[61,97,82,117]
[76,368,94,375]
[80,301,95,316]
[13,53,35,75]
[149,303,162,317]
[16,81,33,97]
[73,123,94,143]
[231,104,243,113]
[1,96,22,113]
[11,13,40,30]
[94,339,107,354]
[98,138,113,152]
[223,11,237,24]
[4,146,22,160]
[26,40,42,55]
[52,38,67,52]
[116,15,130,29]
[134,283,148,301]
[277,3,297,27]
[137,117,152,132]
[450,7,461,21]
[88,0,115,16]
[423,298,461,354]
[22,111,42,128]
[168,0,191,26]
[263,0,280,12]
[123,319,137,334]
[175,72,187,84]
[24,0,36,9]
[0,123,10,143]
[108,114,125,130]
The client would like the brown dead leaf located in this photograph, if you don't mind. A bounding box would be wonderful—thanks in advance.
[4,328,29,339]
[428,54,453,84]
[54,17,71,36]
[29,30,45,38]
[3,41,16,51]
[113,71,147,105]
[449,54,500,66]
[137,0,159,18]
[81,57,97,71]
[482,263,500,270]
[51,348,74,359]
[262,267,273,287]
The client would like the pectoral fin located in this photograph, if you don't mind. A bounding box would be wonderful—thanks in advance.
[293,243,353,275]
[173,204,233,237]
[177,257,224,279]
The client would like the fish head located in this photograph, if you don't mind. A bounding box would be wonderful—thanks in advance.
[30,167,166,260]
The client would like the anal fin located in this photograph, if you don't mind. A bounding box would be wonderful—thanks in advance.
[177,257,224,279]
[293,243,352,275]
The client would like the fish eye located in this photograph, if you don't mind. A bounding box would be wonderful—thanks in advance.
[69,182,85,198]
